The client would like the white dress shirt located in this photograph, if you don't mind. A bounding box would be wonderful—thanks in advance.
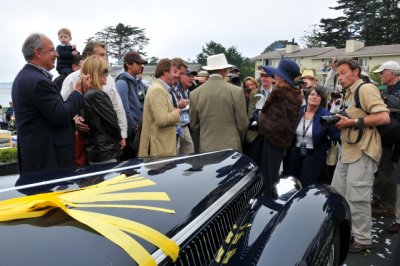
[61,70,128,138]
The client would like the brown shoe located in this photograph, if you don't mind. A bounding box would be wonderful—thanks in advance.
[372,207,396,217]
[387,222,400,234]
[349,241,372,253]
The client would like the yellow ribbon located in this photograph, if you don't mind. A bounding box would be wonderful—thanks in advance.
[0,174,179,266]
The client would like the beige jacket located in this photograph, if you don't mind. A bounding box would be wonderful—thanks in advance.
[138,80,181,157]
[189,75,248,153]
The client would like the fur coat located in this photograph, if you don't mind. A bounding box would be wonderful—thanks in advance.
[258,86,302,149]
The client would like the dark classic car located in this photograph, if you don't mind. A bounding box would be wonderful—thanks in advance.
[0,149,351,266]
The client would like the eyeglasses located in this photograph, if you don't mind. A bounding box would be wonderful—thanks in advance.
[309,93,321,98]
[102,69,109,75]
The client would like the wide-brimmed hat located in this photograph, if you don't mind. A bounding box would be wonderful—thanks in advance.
[301,69,316,80]
[261,66,276,77]
[373,61,400,73]
[202,53,232,71]
[271,59,301,87]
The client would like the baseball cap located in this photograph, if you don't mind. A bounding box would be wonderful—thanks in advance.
[184,69,197,76]
[123,51,148,65]
[373,61,400,73]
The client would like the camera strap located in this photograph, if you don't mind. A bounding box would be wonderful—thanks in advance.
[302,115,314,139]
[346,117,365,144]
[346,82,367,144]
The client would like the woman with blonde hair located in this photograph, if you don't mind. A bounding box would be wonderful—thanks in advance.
[80,55,122,164]
[242,76,259,109]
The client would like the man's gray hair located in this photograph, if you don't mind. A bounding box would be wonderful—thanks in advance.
[22,33,43,62]
[389,69,400,76]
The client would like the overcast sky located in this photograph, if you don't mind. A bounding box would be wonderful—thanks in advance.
[0,0,342,82]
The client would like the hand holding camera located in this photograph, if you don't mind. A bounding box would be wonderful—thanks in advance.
[330,57,338,69]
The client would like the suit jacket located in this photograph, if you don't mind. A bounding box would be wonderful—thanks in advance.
[12,64,83,175]
[138,79,181,157]
[189,75,248,153]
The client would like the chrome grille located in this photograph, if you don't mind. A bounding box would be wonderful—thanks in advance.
[173,175,262,266]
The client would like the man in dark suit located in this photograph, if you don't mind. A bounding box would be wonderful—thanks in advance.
[189,53,248,153]
[12,33,89,176]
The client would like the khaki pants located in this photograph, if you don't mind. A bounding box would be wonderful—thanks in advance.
[331,153,377,245]
[178,126,194,155]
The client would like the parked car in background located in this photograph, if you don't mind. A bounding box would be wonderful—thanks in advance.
[0,149,351,265]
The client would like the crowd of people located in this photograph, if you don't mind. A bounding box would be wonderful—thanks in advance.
[10,29,400,254]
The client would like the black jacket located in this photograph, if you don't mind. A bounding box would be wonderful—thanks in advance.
[56,45,76,74]
[84,89,121,163]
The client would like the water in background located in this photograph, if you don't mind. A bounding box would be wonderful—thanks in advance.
[0,83,12,108]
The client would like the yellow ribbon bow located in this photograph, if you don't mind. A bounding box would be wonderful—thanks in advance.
[0,174,179,266]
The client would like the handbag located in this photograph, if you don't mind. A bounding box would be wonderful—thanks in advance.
[326,141,339,166]
[75,130,88,167]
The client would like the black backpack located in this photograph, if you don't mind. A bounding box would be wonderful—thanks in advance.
[354,83,400,143]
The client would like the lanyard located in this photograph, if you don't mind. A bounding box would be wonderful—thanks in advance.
[302,114,314,139]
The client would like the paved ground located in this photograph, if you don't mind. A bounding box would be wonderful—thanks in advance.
[344,215,399,266]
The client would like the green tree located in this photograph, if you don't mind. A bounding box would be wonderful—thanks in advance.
[319,0,400,46]
[239,58,255,80]
[300,24,324,48]
[317,16,349,48]
[148,56,159,64]
[90,23,150,63]
[196,41,227,65]
[195,41,254,80]
[262,40,289,53]
[226,46,244,68]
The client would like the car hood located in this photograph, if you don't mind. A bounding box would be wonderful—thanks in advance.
[0,150,257,266]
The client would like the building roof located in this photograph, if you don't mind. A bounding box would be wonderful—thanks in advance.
[314,44,400,59]
[253,47,336,60]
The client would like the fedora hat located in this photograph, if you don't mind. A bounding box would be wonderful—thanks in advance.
[271,59,301,87]
[202,53,232,71]
[301,69,316,80]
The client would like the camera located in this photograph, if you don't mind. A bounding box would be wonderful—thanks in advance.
[137,89,145,103]
[299,142,307,156]
[320,109,348,127]
[229,76,240,84]
[331,91,342,99]
[294,80,306,88]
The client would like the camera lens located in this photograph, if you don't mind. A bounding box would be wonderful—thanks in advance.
[320,115,340,127]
